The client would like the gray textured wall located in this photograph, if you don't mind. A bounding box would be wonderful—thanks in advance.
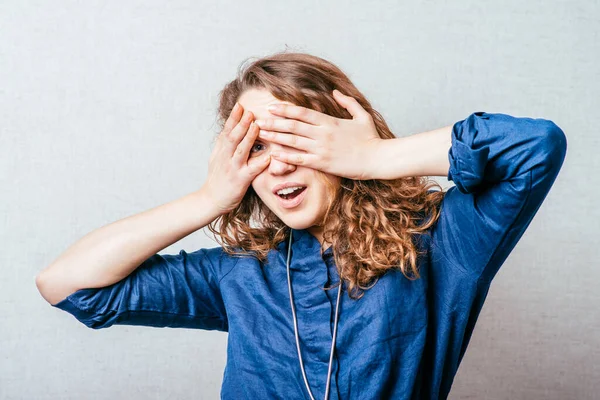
[1,1,597,399]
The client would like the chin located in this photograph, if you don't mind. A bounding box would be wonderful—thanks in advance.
[276,213,320,231]
[278,218,315,230]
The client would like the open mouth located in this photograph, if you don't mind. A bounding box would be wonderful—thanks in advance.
[277,187,307,200]
[275,186,308,208]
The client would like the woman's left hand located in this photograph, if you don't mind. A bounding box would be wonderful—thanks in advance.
[253,89,384,180]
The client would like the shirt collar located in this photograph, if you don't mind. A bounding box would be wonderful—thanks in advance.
[275,228,331,271]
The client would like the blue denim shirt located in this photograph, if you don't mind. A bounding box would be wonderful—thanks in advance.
[52,112,567,399]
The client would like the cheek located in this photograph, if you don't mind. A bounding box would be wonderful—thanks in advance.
[250,175,267,198]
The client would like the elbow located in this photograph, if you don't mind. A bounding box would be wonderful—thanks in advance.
[539,120,567,174]
[35,270,76,306]
[35,272,56,305]
[525,120,567,190]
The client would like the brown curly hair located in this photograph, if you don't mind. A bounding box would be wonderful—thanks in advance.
[206,50,446,300]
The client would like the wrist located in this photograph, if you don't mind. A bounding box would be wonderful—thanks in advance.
[190,187,225,222]
[363,138,387,180]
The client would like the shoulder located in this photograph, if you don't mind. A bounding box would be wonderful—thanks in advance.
[198,245,273,284]
[184,245,242,283]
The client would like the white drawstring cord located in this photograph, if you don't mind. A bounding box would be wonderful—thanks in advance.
[287,230,342,400]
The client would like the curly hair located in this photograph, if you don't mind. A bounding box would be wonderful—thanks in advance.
[206,50,446,300]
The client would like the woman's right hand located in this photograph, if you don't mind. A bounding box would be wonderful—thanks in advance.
[202,102,272,215]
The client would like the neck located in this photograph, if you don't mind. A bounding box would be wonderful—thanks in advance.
[307,225,331,252]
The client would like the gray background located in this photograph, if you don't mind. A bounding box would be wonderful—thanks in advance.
[1,1,597,399]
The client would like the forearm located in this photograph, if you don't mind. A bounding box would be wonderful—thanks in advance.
[36,188,222,302]
[371,125,452,180]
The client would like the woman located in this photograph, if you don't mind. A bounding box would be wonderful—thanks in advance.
[36,52,567,399]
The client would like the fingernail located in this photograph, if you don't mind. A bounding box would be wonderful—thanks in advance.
[267,104,279,112]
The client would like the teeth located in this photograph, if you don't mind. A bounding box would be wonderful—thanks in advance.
[277,186,304,195]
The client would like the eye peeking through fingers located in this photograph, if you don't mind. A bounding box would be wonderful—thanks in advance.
[250,141,266,156]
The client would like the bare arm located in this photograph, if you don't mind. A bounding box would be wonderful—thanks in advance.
[35,188,223,305]
[372,125,453,180]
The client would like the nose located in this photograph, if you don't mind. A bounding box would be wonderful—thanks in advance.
[268,155,297,175]
[267,145,297,175]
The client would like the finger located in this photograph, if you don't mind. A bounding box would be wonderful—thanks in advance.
[258,130,314,152]
[270,151,318,167]
[247,153,271,177]
[332,89,369,120]
[222,102,244,134]
[232,121,260,168]
[224,110,254,152]
[266,103,331,126]
[255,118,315,138]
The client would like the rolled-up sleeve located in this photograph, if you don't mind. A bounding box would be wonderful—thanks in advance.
[51,247,233,331]
[431,111,567,282]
